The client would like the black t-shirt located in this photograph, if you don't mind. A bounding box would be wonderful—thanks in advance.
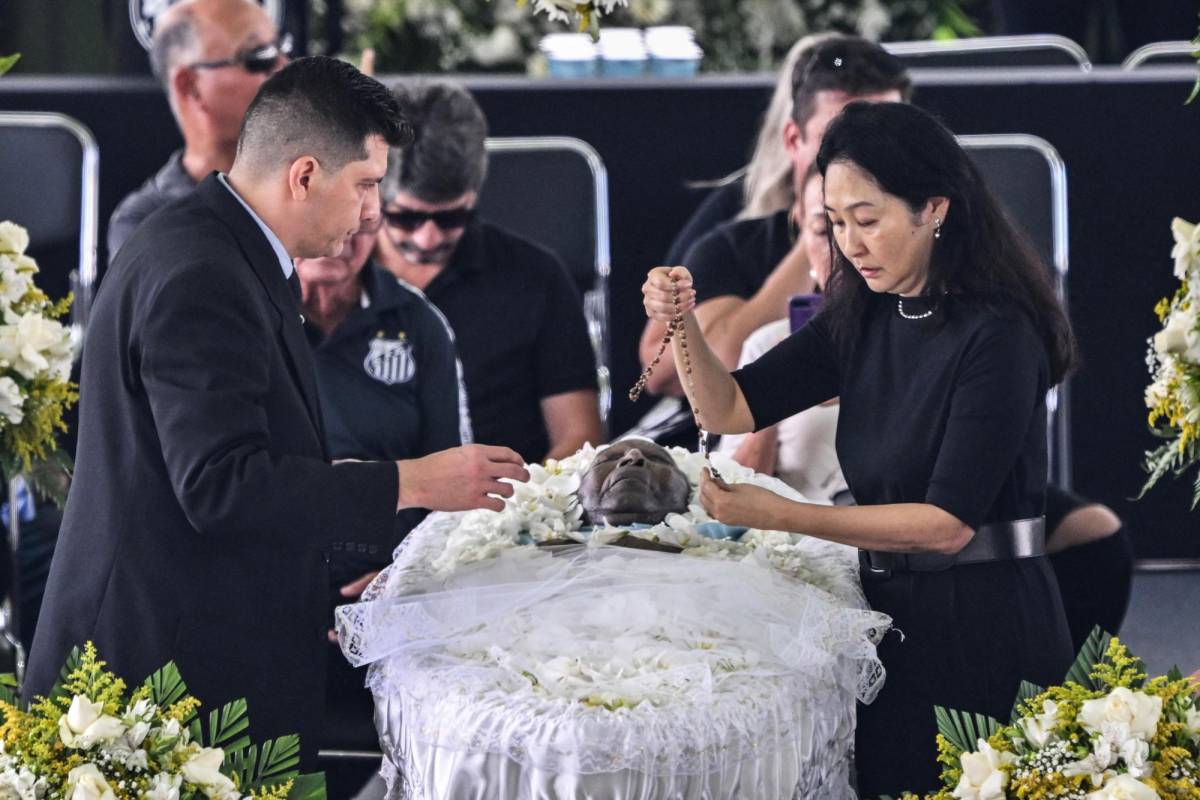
[423,221,598,464]
[664,179,745,266]
[733,292,1049,529]
[686,210,792,305]
[306,262,469,463]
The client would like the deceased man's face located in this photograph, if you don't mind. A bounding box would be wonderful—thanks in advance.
[578,441,691,527]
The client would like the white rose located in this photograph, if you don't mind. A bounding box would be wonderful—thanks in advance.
[1171,217,1200,280]
[143,772,182,800]
[180,747,236,798]
[1079,688,1162,741]
[58,695,126,749]
[0,377,23,426]
[1154,306,1197,359]
[0,223,29,256]
[12,313,73,380]
[1085,773,1160,800]
[952,739,1014,800]
[1019,699,1060,748]
[65,764,116,800]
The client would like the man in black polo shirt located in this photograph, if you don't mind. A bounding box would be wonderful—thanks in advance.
[375,80,603,464]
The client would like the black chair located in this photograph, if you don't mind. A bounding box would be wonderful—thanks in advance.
[884,34,1091,70]
[475,136,613,429]
[1122,41,1198,69]
[0,112,99,334]
[958,134,1072,489]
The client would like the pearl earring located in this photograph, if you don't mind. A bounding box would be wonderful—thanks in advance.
[933,217,942,239]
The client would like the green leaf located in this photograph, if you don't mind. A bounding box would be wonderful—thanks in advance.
[935,705,1000,754]
[27,449,73,509]
[0,677,16,710]
[231,735,302,788]
[202,698,251,753]
[1064,626,1113,690]
[0,54,19,78]
[285,772,327,800]
[46,646,83,705]
[1167,666,1184,682]
[1010,680,1045,723]
[143,661,189,712]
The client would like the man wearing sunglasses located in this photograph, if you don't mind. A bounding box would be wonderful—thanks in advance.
[376,80,604,465]
[107,0,290,262]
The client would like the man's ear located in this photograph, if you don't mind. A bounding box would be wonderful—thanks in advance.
[287,156,320,201]
[170,65,198,105]
[782,118,803,160]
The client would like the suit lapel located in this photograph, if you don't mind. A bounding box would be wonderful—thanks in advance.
[196,175,327,453]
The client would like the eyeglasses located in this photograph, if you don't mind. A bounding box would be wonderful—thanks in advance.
[190,33,293,74]
[382,206,474,232]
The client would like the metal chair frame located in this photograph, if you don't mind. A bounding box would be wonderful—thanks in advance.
[885,34,1092,70]
[0,111,100,337]
[957,133,1072,489]
[1121,40,1198,70]
[481,135,614,428]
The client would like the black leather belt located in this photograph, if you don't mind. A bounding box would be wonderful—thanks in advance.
[859,517,1046,578]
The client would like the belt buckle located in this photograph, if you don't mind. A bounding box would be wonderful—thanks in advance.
[859,549,893,580]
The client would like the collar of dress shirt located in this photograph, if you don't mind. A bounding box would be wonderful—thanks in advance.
[217,172,294,280]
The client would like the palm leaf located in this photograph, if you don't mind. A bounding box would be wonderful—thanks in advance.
[143,661,189,711]
[0,54,18,78]
[0,673,17,713]
[282,773,327,800]
[1010,680,1045,723]
[1064,626,1112,690]
[934,705,1001,754]
[197,698,251,754]
[46,646,83,705]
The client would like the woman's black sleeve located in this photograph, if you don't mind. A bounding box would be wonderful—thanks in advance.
[730,318,840,431]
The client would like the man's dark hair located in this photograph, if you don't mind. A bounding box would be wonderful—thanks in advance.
[790,36,912,136]
[382,80,488,204]
[236,56,413,175]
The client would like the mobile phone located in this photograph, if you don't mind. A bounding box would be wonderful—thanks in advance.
[789,293,822,333]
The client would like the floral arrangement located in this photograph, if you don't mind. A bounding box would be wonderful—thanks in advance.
[890,630,1200,800]
[1140,217,1200,508]
[0,221,77,502]
[317,0,977,73]
[0,643,324,800]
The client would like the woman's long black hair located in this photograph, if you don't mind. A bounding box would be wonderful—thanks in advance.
[814,101,1076,384]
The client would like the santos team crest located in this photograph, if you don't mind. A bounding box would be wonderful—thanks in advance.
[364,335,416,385]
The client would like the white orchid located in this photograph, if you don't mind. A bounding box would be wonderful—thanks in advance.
[57,696,126,750]
[1171,217,1200,281]
[952,739,1014,800]
[143,772,182,800]
[0,377,23,426]
[0,763,47,800]
[10,313,72,381]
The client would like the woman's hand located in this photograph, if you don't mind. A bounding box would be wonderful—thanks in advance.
[699,471,782,530]
[642,266,697,323]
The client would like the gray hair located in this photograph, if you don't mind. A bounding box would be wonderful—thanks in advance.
[149,9,201,92]
[382,80,488,204]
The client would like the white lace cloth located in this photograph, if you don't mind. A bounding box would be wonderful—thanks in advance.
[336,446,889,800]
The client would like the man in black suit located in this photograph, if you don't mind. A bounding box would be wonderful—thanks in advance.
[25,56,527,767]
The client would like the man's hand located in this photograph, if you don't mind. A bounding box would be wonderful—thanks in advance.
[396,444,529,512]
[327,570,381,643]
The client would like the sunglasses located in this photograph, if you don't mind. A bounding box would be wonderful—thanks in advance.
[382,207,474,232]
[190,33,293,74]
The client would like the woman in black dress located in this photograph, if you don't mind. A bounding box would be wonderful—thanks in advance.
[641,101,1077,796]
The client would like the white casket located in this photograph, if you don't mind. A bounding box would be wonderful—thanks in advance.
[336,446,889,800]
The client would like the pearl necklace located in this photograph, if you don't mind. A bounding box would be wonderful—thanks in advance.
[897,297,935,320]
[630,275,723,480]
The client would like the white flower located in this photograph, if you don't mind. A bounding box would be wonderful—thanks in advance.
[0,223,29,256]
[1171,217,1200,280]
[180,747,237,798]
[1085,773,1160,800]
[0,762,48,800]
[1019,699,1059,748]
[1079,687,1162,741]
[8,313,73,381]
[0,377,23,426]
[65,764,116,800]
[0,255,35,308]
[1184,705,1200,744]
[1154,304,1200,364]
[952,739,1014,800]
[143,772,182,800]
[58,695,126,749]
